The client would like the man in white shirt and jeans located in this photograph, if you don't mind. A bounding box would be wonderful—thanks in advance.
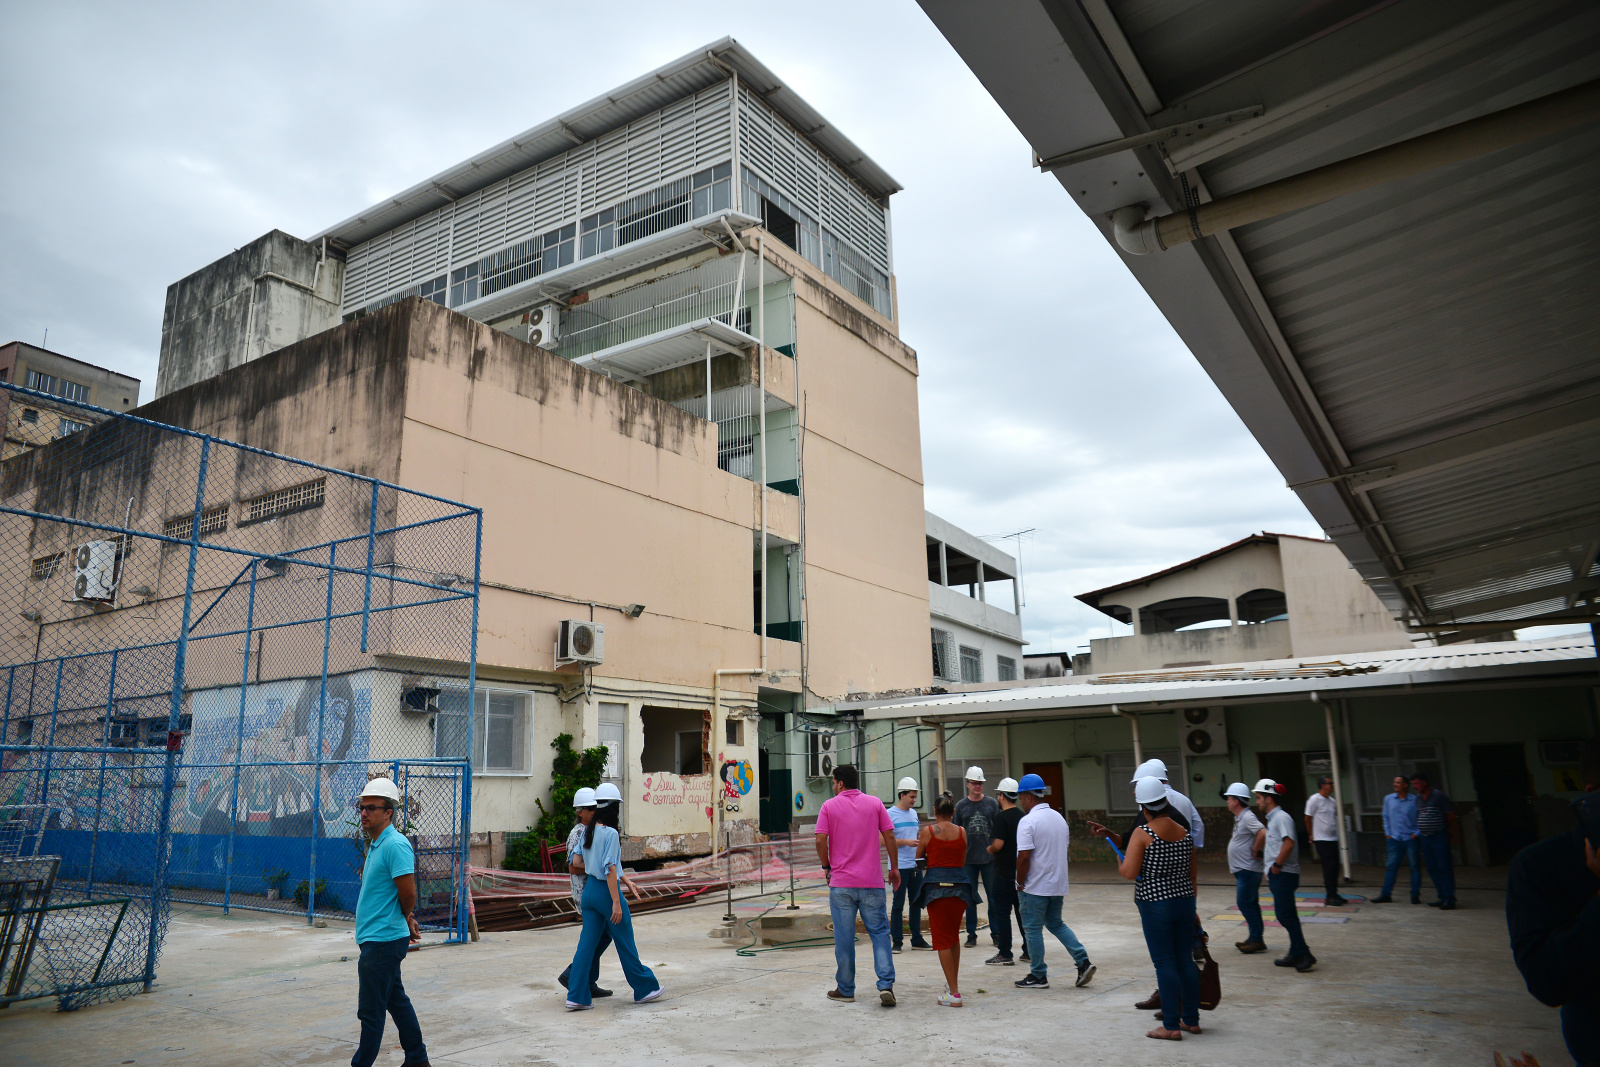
[1303,777,1347,907]
[1012,773,1095,990]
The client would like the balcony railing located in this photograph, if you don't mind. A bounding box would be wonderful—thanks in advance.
[559,253,756,362]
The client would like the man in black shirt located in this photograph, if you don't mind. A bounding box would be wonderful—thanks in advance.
[984,777,1026,966]
[1507,741,1600,1066]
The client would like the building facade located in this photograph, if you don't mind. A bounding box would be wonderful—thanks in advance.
[0,342,141,460]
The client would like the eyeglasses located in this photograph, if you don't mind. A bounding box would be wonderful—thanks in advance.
[357,804,389,813]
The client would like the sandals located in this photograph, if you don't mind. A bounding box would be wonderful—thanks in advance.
[1146,1027,1182,1041]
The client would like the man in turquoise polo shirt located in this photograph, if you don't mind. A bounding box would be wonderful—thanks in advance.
[352,777,428,1067]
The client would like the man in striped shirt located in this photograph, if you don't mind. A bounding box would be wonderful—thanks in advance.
[1411,773,1458,910]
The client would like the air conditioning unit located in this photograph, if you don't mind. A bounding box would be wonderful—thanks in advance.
[556,619,604,666]
[72,540,119,602]
[401,684,441,716]
[1181,706,1228,757]
[528,303,561,348]
[807,728,836,779]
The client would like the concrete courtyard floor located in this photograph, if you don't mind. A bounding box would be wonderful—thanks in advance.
[0,864,1567,1067]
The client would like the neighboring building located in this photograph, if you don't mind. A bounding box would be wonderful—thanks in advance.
[1075,533,1416,675]
[1023,652,1070,678]
[926,512,1023,686]
[136,41,929,859]
[0,342,140,459]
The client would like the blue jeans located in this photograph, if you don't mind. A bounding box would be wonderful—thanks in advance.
[1137,896,1201,1031]
[990,876,1020,956]
[1268,870,1309,958]
[1382,837,1422,898]
[353,936,427,1067]
[963,861,995,938]
[829,885,895,996]
[1234,869,1264,943]
[891,867,925,946]
[558,924,612,991]
[566,876,660,1006]
[1019,891,1088,980]
[1420,832,1455,902]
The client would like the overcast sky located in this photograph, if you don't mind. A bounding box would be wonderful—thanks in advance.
[0,0,1326,656]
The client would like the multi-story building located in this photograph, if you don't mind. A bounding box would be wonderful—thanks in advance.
[144,40,931,859]
[0,342,140,459]
[926,512,1023,687]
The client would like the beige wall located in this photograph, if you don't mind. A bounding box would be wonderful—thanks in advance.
[1281,536,1413,656]
[1098,541,1284,626]
[1090,619,1292,672]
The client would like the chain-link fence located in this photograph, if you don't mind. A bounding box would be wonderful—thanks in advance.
[0,381,481,1009]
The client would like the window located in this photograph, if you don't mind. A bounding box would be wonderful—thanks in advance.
[931,628,956,681]
[57,418,90,437]
[163,504,229,541]
[433,686,531,773]
[997,656,1017,682]
[1105,749,1181,815]
[242,478,325,524]
[420,275,448,305]
[725,717,744,746]
[959,645,982,684]
[12,719,32,744]
[474,225,576,300]
[31,552,65,580]
[641,705,706,774]
[21,408,38,423]
[25,370,89,403]
[741,167,891,318]
[449,262,479,307]
[1356,741,1446,812]
[580,163,731,257]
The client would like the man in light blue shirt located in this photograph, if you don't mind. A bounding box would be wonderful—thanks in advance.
[1373,775,1421,904]
[887,778,927,952]
[351,778,428,1067]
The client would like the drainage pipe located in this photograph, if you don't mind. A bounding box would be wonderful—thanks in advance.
[1114,78,1600,255]
[1310,692,1351,883]
[1112,705,1141,766]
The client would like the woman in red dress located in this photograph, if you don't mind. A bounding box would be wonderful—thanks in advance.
[917,793,975,1006]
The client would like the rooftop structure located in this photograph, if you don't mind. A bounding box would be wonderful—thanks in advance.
[926,511,1023,686]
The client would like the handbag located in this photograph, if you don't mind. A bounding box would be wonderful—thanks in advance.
[1198,942,1222,1011]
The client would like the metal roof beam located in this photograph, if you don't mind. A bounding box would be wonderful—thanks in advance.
[1421,574,1600,622]
[1403,520,1600,582]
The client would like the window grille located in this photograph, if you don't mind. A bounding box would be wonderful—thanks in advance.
[959,645,983,684]
[21,408,38,423]
[243,478,325,524]
[163,504,229,541]
[931,628,957,681]
[31,552,65,580]
[997,656,1017,682]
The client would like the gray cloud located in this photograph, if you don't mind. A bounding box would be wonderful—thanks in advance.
[0,0,1320,657]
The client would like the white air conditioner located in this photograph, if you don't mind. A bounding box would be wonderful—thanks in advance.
[528,303,561,348]
[807,728,835,779]
[556,619,604,666]
[72,540,119,602]
[1181,706,1228,758]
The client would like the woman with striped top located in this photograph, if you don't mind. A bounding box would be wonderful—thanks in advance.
[1119,775,1201,1040]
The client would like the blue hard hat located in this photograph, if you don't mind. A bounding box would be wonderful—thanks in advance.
[1017,773,1048,794]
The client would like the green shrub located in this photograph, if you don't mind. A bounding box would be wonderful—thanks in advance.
[292,878,342,912]
[502,733,608,872]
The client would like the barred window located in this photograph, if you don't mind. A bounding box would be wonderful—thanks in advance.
[931,627,957,682]
[163,504,230,541]
[31,552,66,580]
[997,655,1017,682]
[243,478,325,524]
[959,645,983,684]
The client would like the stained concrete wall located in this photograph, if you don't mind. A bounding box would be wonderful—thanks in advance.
[158,230,344,398]
[1281,536,1414,656]
[1090,619,1292,672]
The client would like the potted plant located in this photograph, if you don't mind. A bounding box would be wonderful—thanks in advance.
[263,867,290,902]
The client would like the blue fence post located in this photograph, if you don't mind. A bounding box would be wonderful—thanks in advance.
[87,649,119,895]
[146,434,208,992]
[459,507,483,943]
[39,658,64,817]
[308,541,336,925]
[223,560,259,916]
[1,665,13,746]
[360,480,378,653]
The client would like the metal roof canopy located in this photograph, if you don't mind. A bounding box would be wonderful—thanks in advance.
[312,39,901,252]
[917,0,1600,633]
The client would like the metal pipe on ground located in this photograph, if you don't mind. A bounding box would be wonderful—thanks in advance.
[1114,78,1600,255]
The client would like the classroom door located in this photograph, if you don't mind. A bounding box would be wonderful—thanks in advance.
[761,768,794,834]
[1470,743,1538,864]
[1023,762,1064,805]
[1257,751,1307,821]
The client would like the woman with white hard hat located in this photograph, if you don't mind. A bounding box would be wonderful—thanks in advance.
[1223,782,1268,953]
[557,787,612,999]
[889,777,929,952]
[563,782,661,1009]
[1117,775,1202,1041]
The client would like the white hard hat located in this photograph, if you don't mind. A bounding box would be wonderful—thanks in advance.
[359,777,400,803]
[996,777,1019,795]
[595,782,623,804]
[1252,778,1282,797]
[1223,782,1254,801]
[1131,758,1169,783]
[572,787,598,809]
[1134,776,1169,807]
[964,766,986,782]
[896,777,919,793]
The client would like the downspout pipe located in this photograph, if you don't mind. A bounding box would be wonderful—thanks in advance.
[1310,691,1350,883]
[1112,704,1141,766]
[1114,78,1600,255]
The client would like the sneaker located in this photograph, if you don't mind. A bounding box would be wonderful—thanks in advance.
[827,989,855,1003]
[965,935,978,947]
[1015,974,1049,990]
[938,991,964,1007]
[984,952,1015,966]
[1135,989,1162,1010]
[635,988,664,1003]
[880,989,896,1007]
[1273,954,1301,968]
[565,1001,592,1011]
[1371,895,1392,903]
[1428,900,1444,907]
[1326,896,1349,907]
[910,941,933,950]
[1411,894,1421,904]
[1236,940,1267,954]
[1019,950,1031,962]
[592,986,613,998]
[1075,960,1096,987]
[892,943,904,954]
[1294,954,1318,973]
[1437,901,1458,911]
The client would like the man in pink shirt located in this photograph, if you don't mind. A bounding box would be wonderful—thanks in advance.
[815,764,900,1006]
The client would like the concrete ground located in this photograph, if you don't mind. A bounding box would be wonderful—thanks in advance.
[0,863,1567,1067]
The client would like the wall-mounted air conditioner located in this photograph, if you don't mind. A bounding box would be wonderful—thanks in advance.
[556,619,604,666]
[807,728,836,779]
[72,540,119,602]
[528,303,561,348]
[1181,706,1228,757]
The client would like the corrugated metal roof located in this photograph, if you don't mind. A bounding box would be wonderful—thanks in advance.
[860,633,1596,719]
[312,39,900,250]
